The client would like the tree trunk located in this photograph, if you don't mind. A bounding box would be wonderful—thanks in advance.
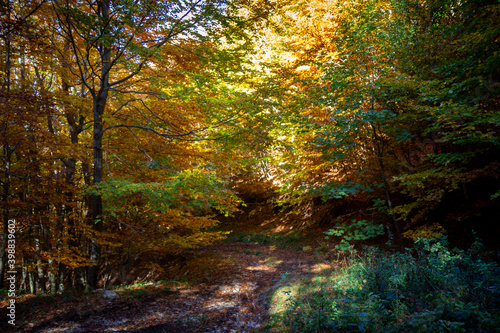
[370,122,403,246]
[87,0,111,290]
[21,262,27,292]
[36,257,45,293]
[58,262,65,293]
[48,259,56,293]
[29,269,35,294]
[87,82,107,289]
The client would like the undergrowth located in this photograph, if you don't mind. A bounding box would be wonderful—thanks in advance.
[263,237,500,332]
[225,231,304,249]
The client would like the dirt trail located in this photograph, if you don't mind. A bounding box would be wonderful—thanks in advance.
[3,181,335,333]
[7,240,334,333]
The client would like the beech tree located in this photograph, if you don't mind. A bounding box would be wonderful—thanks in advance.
[0,0,261,292]
[45,0,249,289]
[2,0,497,293]
[251,0,499,247]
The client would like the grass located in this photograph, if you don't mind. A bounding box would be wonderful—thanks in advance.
[225,231,304,250]
[262,237,500,332]
[263,256,282,266]
[112,280,170,298]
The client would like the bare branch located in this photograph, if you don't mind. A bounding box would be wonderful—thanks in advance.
[126,128,154,162]
[110,0,207,87]
[100,147,133,171]
[108,88,165,98]
[104,149,114,181]
[111,98,143,116]
[51,0,94,95]
[102,123,234,142]
[0,0,47,39]
[102,124,192,138]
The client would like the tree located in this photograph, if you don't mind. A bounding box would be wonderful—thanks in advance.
[251,0,499,247]
[0,0,274,292]
[381,0,500,240]
[46,0,258,289]
[0,0,63,290]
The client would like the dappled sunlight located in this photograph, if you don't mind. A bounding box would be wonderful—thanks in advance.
[245,264,277,272]
[178,288,199,295]
[261,256,283,266]
[204,300,238,310]
[309,262,334,273]
[215,282,258,297]
[268,283,302,316]
[3,0,498,332]
[271,224,289,232]
[265,243,500,332]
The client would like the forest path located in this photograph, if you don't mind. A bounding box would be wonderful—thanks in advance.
[14,240,336,333]
[9,181,337,333]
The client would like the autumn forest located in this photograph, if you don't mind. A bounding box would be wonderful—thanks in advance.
[1,0,499,331]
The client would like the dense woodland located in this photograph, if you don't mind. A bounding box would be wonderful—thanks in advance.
[0,0,499,304]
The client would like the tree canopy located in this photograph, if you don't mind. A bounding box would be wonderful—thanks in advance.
[0,0,498,292]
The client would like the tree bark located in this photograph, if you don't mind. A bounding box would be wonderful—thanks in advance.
[87,0,111,290]
[370,122,403,246]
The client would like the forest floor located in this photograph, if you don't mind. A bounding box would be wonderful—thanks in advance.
[5,241,336,333]
[1,182,341,333]
[3,180,498,332]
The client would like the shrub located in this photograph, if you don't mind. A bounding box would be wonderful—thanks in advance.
[325,219,385,251]
[264,238,500,332]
